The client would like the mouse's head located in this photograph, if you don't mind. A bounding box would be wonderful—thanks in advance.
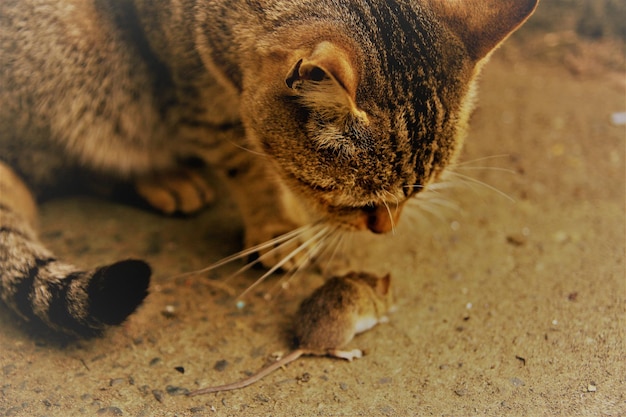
[346,271,395,313]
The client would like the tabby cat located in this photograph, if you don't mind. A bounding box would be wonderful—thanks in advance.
[0,0,538,336]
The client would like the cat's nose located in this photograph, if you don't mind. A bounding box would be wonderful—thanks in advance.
[363,203,405,234]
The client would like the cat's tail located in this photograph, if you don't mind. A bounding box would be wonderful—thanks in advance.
[0,161,151,337]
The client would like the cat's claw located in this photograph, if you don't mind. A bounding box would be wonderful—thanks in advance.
[135,169,215,215]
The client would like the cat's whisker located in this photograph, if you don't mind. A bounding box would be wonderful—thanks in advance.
[265,227,340,299]
[403,184,425,191]
[382,199,396,235]
[376,189,401,235]
[419,196,463,214]
[408,182,467,218]
[236,225,332,300]
[424,181,456,192]
[223,223,327,282]
[168,223,318,280]
[455,166,516,174]
[318,228,346,275]
[404,180,458,197]
[445,171,515,202]
[227,139,267,158]
[450,154,510,168]
[407,198,449,224]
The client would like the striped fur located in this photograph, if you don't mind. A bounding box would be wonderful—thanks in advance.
[0,0,537,336]
[0,162,150,336]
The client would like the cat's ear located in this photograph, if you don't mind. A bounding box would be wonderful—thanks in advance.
[285,42,367,120]
[427,0,539,60]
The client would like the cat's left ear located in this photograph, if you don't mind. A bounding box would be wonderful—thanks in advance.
[285,42,367,120]
[427,0,539,60]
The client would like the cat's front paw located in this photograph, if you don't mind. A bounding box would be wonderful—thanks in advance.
[135,169,215,215]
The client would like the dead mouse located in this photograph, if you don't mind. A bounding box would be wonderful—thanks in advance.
[188,271,394,396]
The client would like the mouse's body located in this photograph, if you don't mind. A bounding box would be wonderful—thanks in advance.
[188,272,393,396]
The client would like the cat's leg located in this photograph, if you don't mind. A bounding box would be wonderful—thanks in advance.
[0,162,150,337]
[225,157,312,268]
[203,128,313,269]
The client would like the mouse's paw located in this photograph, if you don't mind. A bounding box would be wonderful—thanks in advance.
[329,348,363,361]
[135,169,215,215]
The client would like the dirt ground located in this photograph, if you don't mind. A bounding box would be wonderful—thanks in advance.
[1,2,624,416]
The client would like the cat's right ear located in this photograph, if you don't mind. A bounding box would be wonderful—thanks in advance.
[427,0,539,60]
[284,42,368,121]
[284,42,358,96]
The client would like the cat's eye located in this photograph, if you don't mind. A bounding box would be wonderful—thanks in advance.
[307,66,327,82]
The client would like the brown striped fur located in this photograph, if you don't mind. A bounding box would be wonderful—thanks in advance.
[0,0,538,336]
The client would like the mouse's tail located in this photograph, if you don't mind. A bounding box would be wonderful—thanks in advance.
[188,350,305,396]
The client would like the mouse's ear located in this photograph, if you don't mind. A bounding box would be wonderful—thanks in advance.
[375,274,391,296]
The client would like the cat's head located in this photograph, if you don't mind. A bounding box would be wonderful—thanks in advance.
[240,0,538,232]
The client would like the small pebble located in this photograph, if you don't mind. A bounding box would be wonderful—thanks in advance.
[297,372,312,383]
[587,383,597,392]
[379,405,396,416]
[255,394,270,403]
[611,112,626,126]
[506,235,526,246]
[166,385,189,396]
[214,359,229,371]
[5,406,23,416]
[2,364,16,376]
[149,357,161,366]
[174,366,185,374]
[510,377,525,387]
[339,382,348,391]
[152,390,164,403]
[109,378,126,387]
[162,305,176,318]
[96,406,123,416]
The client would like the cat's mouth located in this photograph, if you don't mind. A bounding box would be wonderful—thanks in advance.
[277,165,410,233]
[323,201,407,234]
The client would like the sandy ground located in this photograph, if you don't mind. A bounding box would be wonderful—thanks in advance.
[1,2,624,416]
